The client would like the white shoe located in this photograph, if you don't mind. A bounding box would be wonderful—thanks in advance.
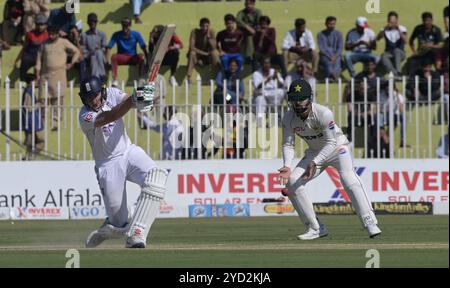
[297,224,328,240]
[367,224,382,238]
[85,219,127,248]
[125,236,146,248]
[169,76,178,87]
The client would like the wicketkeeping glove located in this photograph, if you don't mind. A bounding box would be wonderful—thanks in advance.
[132,82,156,112]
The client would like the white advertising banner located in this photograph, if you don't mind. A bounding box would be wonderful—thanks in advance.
[11,207,69,220]
[0,159,448,218]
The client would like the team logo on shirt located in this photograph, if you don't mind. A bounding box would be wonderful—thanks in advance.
[294,127,306,133]
[84,113,94,122]
[328,121,335,130]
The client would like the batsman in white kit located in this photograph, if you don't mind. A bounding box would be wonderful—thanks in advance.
[278,79,382,240]
[78,76,168,248]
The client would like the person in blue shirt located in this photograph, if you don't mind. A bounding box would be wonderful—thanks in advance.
[213,59,245,105]
[106,17,148,86]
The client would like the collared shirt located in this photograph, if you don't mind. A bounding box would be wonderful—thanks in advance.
[346,27,376,53]
[107,30,146,56]
[282,28,316,51]
[48,8,77,34]
[81,29,107,57]
[317,29,343,58]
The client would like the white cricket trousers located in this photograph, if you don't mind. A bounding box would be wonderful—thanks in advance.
[95,145,157,228]
[287,144,377,230]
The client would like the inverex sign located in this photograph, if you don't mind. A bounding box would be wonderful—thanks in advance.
[0,159,448,210]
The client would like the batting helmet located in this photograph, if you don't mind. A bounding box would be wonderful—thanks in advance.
[79,76,106,109]
[287,79,313,102]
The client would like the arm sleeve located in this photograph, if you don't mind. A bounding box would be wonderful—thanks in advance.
[282,31,293,51]
[312,110,338,166]
[236,11,245,27]
[252,71,263,88]
[101,31,107,48]
[79,110,99,132]
[409,26,418,45]
[136,32,146,50]
[308,30,316,50]
[282,112,296,168]
[336,31,343,55]
[107,32,118,50]
[318,32,330,57]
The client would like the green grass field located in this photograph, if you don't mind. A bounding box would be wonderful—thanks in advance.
[0,215,448,267]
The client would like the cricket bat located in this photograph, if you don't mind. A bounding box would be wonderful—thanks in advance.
[147,24,176,83]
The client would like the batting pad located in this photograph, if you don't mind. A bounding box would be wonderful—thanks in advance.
[127,168,169,240]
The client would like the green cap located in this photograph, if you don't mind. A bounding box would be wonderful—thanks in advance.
[287,79,312,102]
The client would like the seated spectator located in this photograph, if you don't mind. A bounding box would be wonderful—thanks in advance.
[217,14,244,74]
[23,0,50,34]
[106,17,148,87]
[36,25,80,130]
[21,74,44,160]
[405,61,441,102]
[48,5,79,48]
[138,106,185,160]
[15,13,48,81]
[2,0,25,45]
[282,18,318,73]
[407,12,443,73]
[318,16,343,81]
[377,11,407,78]
[285,59,316,93]
[149,25,183,86]
[253,15,287,77]
[79,13,107,82]
[436,127,449,158]
[236,0,262,64]
[132,0,151,24]
[186,18,220,84]
[252,56,285,123]
[344,17,378,78]
[213,59,245,105]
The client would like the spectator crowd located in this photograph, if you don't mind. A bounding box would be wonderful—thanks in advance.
[0,0,448,159]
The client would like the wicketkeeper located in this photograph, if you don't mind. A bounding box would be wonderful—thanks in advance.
[278,79,382,240]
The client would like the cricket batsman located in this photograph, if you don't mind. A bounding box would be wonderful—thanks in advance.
[79,76,168,248]
[278,79,382,240]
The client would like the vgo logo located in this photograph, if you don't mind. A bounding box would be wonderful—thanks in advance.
[65,0,80,14]
[71,207,104,219]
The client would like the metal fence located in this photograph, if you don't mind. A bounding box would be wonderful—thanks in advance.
[0,74,448,161]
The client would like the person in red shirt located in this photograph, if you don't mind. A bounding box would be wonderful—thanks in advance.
[217,14,244,74]
[15,13,49,81]
[253,15,287,77]
[149,25,184,86]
